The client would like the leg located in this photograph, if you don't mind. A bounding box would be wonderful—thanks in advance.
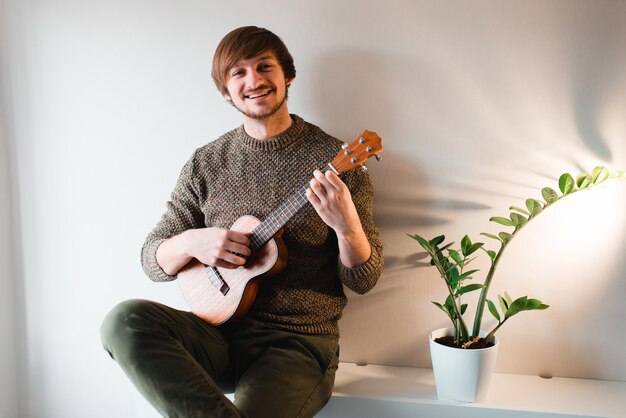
[100,299,243,418]
[226,319,339,418]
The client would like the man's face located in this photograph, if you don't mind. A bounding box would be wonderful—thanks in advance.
[223,52,291,120]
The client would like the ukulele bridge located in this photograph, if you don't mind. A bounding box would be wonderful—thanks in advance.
[205,266,230,295]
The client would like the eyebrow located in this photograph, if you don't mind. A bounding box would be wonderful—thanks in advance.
[232,55,276,68]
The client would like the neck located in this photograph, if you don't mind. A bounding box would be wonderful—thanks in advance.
[243,105,293,140]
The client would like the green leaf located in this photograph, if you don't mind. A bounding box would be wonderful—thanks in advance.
[576,173,592,189]
[486,299,500,322]
[444,295,458,320]
[457,269,480,282]
[490,216,515,227]
[525,198,543,216]
[541,187,558,205]
[559,173,576,195]
[448,249,463,266]
[438,242,454,253]
[525,298,550,311]
[460,303,468,315]
[442,258,463,277]
[510,213,528,227]
[505,296,528,318]
[408,234,431,250]
[461,235,484,257]
[487,250,497,261]
[510,206,530,216]
[502,295,550,317]
[461,235,472,257]
[481,232,502,242]
[456,283,484,296]
[591,166,609,184]
[499,232,513,243]
[447,266,461,287]
[469,242,484,254]
[432,301,452,320]
[504,292,513,305]
[498,294,508,314]
[430,235,446,246]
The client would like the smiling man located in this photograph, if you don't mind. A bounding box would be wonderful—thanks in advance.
[100,26,383,418]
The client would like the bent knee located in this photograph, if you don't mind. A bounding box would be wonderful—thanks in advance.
[100,299,155,357]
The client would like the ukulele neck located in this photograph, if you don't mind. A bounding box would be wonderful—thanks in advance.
[248,166,332,250]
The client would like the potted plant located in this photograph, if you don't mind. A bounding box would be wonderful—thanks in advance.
[408,165,624,402]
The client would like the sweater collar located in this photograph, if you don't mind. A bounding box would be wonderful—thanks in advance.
[237,114,305,151]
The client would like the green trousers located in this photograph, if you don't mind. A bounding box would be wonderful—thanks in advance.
[100,299,339,418]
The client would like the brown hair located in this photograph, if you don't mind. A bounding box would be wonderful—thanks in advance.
[211,26,296,96]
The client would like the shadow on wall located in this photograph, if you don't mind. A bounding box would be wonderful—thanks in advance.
[306,48,496,272]
[307,49,482,207]
[305,48,447,159]
[568,10,622,163]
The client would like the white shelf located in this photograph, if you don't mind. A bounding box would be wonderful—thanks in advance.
[316,362,626,418]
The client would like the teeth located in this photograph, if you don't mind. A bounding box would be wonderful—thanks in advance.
[247,91,270,99]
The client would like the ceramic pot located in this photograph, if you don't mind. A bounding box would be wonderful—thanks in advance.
[429,327,499,402]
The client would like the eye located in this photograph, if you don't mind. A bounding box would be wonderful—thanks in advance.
[259,63,273,71]
[231,68,244,77]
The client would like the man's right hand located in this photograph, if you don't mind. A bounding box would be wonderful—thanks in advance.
[156,227,251,276]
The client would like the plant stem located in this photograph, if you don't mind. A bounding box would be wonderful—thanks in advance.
[442,274,469,343]
[485,318,507,343]
[472,240,508,337]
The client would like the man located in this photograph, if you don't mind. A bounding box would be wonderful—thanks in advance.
[101,26,383,418]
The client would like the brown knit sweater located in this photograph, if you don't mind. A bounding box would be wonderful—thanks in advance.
[141,115,383,335]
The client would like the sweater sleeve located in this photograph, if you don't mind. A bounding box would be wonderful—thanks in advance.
[140,152,206,282]
[337,168,384,294]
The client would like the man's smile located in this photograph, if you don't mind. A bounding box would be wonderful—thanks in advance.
[245,89,273,100]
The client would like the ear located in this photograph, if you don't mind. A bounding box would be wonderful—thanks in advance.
[223,92,232,101]
[286,77,295,86]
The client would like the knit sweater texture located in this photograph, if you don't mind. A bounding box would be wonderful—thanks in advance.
[141,115,383,335]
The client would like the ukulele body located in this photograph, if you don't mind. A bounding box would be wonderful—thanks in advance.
[178,215,287,325]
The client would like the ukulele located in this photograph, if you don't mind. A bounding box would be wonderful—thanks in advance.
[178,130,383,325]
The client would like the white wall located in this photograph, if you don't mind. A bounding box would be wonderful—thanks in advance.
[0,103,19,418]
[1,0,625,417]
[1,1,22,416]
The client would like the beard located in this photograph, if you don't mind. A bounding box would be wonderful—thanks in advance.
[229,86,289,120]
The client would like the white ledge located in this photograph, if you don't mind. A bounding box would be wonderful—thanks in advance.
[316,362,626,418]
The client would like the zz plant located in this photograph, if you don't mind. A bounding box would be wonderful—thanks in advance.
[409,166,624,348]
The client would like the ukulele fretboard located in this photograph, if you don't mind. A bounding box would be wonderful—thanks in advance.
[249,167,332,250]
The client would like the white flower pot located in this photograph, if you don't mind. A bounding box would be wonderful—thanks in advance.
[429,327,499,402]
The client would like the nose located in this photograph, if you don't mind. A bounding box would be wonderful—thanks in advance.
[244,69,263,90]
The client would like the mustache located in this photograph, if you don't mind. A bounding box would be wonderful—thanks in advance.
[244,85,275,95]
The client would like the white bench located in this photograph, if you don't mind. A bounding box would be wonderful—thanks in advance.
[316,362,626,418]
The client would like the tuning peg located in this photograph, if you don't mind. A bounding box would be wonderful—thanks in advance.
[341,143,349,149]
[359,137,366,144]
[375,155,382,162]
[361,165,368,172]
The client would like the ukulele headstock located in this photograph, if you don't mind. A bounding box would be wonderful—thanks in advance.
[329,130,383,174]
